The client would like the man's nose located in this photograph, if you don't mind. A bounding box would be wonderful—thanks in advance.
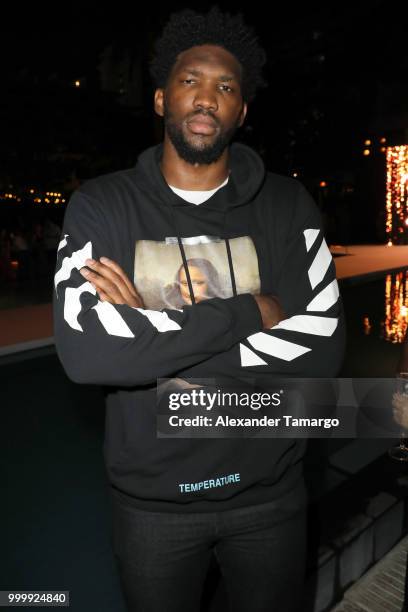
[193,85,218,112]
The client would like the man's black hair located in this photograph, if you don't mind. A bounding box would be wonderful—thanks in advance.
[149,5,268,103]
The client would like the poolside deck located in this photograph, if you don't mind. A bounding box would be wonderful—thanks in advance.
[331,244,408,282]
[1,244,407,355]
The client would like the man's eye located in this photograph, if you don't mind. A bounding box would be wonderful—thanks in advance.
[182,79,195,84]
[220,85,233,92]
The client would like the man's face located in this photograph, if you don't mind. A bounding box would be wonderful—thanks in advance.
[154,44,247,165]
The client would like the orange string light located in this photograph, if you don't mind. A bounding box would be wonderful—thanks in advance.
[386,145,408,244]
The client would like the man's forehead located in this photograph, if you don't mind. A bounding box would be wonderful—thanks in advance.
[173,45,242,77]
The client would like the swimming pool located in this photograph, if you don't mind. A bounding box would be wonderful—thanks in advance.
[339,268,408,377]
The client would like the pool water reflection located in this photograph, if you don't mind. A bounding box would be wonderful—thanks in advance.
[340,269,408,377]
[383,270,408,343]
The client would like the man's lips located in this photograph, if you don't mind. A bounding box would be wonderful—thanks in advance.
[187,116,218,134]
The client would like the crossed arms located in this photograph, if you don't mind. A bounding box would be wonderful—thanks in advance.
[53,186,345,388]
[79,256,286,329]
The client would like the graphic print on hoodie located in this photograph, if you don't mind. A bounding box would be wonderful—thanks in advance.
[134,235,260,309]
[53,141,346,513]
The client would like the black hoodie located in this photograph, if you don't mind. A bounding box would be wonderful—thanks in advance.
[53,141,345,512]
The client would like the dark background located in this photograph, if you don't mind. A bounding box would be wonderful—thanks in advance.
[1,0,407,244]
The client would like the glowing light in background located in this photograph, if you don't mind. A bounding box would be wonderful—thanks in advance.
[1,189,65,205]
[363,316,372,335]
[386,145,408,245]
[382,270,408,342]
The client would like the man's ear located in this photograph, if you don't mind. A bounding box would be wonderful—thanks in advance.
[154,88,164,117]
[238,102,248,128]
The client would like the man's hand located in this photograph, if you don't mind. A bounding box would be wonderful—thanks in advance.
[392,391,408,431]
[253,294,286,329]
[80,257,144,308]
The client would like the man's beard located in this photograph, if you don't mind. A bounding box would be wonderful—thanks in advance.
[164,105,239,165]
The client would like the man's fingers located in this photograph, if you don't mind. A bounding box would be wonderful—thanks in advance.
[80,267,126,302]
[98,290,114,303]
[99,257,141,298]
[84,258,121,284]
[79,258,145,307]
[83,259,133,301]
[85,258,142,302]
[80,267,144,307]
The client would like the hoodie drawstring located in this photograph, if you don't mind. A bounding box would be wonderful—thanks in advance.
[177,236,196,305]
[222,210,237,297]
[168,203,196,305]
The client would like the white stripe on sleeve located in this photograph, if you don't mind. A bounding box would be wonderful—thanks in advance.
[308,238,332,290]
[133,308,182,332]
[64,281,96,332]
[306,279,339,312]
[303,229,320,252]
[247,332,311,362]
[273,315,338,336]
[92,301,135,338]
[57,234,69,252]
[240,343,268,366]
[55,241,92,291]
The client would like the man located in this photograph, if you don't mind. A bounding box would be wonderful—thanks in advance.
[53,6,345,611]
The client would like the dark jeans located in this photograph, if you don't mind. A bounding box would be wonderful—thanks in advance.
[109,481,307,612]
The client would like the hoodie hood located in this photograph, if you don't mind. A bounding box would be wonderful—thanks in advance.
[134,140,266,212]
